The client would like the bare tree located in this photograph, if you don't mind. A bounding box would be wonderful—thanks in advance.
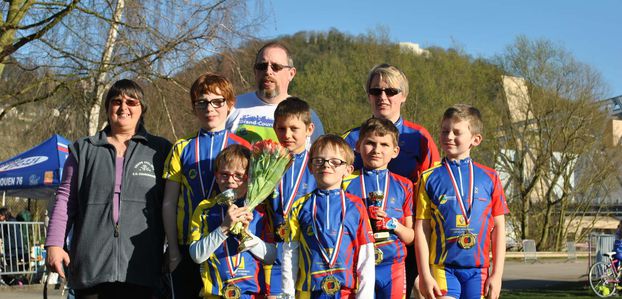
[2,0,266,137]
[494,36,619,250]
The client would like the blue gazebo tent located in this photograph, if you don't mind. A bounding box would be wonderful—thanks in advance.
[0,134,70,199]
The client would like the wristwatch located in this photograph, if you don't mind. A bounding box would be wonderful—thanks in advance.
[386,217,398,230]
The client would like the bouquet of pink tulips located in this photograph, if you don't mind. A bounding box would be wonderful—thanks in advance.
[230,139,293,238]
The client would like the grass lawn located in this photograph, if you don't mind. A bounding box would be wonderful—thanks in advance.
[502,282,596,298]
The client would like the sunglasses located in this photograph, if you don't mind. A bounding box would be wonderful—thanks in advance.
[111,98,141,107]
[193,98,227,110]
[254,62,293,72]
[368,87,401,97]
[310,157,348,168]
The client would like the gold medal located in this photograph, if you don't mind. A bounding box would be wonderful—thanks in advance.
[321,275,341,295]
[222,283,241,299]
[277,222,288,241]
[457,230,476,249]
[374,246,384,265]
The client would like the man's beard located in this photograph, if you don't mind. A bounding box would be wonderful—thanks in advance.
[258,79,280,99]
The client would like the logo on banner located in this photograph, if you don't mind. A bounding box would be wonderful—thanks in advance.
[0,156,48,172]
[29,175,41,185]
[44,171,54,185]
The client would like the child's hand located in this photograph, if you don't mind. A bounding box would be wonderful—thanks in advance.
[368,206,381,220]
[419,274,442,299]
[484,273,502,299]
[221,205,247,232]
[240,211,253,227]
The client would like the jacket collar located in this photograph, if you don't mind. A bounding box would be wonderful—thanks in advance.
[88,125,149,146]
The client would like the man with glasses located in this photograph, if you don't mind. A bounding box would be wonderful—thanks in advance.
[342,64,440,299]
[226,42,324,144]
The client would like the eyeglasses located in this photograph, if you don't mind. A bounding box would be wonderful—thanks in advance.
[310,157,348,168]
[111,98,141,107]
[194,98,227,110]
[217,172,247,182]
[368,87,401,97]
[254,62,293,72]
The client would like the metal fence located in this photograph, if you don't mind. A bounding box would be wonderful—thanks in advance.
[0,221,46,277]
[589,233,616,267]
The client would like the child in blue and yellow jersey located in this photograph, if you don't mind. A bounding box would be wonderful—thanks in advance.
[189,144,276,299]
[415,104,509,299]
[344,118,414,299]
[266,97,317,297]
[162,73,250,298]
[282,135,375,299]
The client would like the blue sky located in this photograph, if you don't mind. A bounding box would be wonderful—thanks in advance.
[255,0,621,99]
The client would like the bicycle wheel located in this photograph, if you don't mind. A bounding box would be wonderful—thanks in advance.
[589,261,618,297]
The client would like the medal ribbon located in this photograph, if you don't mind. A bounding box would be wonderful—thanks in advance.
[279,151,308,218]
[444,158,474,226]
[360,169,390,210]
[221,205,242,276]
[311,190,346,268]
[196,131,229,199]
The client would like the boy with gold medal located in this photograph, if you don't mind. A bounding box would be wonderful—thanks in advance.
[282,135,375,298]
[188,145,276,298]
[343,118,415,299]
[415,105,509,299]
[266,97,317,297]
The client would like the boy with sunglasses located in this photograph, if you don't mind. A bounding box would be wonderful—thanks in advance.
[342,63,440,298]
[281,134,375,299]
[162,73,250,299]
[265,97,317,297]
[415,105,508,299]
[189,144,276,299]
[226,42,325,144]
[343,117,415,299]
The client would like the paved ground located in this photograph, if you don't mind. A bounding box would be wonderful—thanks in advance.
[0,258,590,298]
[502,258,588,290]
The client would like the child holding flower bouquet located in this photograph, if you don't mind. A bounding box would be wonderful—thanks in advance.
[282,135,375,298]
[189,144,276,299]
[266,97,317,297]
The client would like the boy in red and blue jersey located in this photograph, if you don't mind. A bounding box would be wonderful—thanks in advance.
[265,97,317,296]
[162,73,250,298]
[282,135,375,298]
[342,64,439,298]
[189,144,276,298]
[344,117,415,299]
[415,104,509,299]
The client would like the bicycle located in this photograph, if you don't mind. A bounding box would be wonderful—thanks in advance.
[590,252,622,297]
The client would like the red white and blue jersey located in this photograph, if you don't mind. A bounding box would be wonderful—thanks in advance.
[287,189,374,292]
[269,150,317,237]
[342,117,440,184]
[163,129,250,245]
[265,150,316,294]
[416,158,509,269]
[343,169,413,266]
[189,198,274,296]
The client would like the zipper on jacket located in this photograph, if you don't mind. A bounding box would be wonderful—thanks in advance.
[114,223,119,237]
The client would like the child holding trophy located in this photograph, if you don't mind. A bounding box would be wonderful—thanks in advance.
[281,134,375,298]
[343,117,415,299]
[415,104,509,299]
[189,144,276,298]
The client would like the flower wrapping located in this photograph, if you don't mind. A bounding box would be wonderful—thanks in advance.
[230,139,293,235]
